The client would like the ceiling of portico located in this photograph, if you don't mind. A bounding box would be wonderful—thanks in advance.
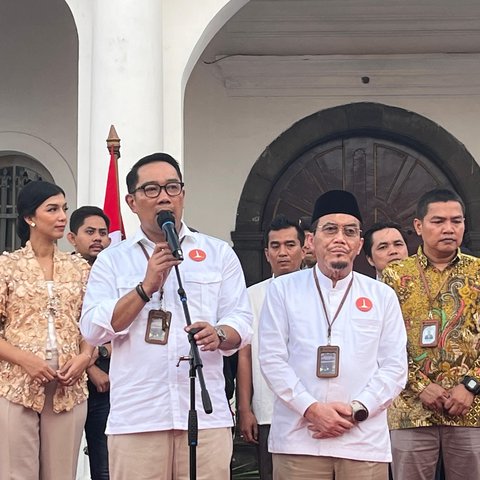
[204,0,480,58]
[196,0,480,97]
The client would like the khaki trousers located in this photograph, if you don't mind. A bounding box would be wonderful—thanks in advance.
[391,426,480,480]
[0,356,87,480]
[273,453,388,480]
[108,427,233,480]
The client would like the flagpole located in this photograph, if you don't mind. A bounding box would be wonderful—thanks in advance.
[104,125,125,242]
[106,124,121,161]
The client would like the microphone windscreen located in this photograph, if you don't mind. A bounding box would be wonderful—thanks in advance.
[157,210,175,229]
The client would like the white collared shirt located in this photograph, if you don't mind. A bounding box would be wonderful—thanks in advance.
[80,223,253,434]
[259,266,407,462]
[247,277,274,424]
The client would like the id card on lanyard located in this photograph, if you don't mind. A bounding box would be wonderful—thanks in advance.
[313,268,353,378]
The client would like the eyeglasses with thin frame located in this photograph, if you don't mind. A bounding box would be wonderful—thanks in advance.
[317,223,362,238]
[132,182,184,198]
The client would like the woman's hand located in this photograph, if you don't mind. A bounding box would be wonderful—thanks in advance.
[20,351,57,385]
[56,352,91,387]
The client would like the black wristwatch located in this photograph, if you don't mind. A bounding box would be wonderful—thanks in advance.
[98,345,109,359]
[461,376,480,395]
[351,400,369,422]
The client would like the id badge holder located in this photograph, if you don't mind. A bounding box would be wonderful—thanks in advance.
[145,309,172,345]
[317,345,340,378]
[420,319,439,348]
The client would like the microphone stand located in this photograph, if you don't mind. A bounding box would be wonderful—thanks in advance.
[174,264,213,480]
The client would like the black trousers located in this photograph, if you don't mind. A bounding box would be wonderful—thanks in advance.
[85,384,110,480]
[257,424,273,480]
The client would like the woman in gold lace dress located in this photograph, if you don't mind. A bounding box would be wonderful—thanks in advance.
[0,180,93,479]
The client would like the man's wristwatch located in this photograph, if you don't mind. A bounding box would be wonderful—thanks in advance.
[350,400,369,422]
[461,376,480,395]
[98,345,109,359]
[214,326,228,346]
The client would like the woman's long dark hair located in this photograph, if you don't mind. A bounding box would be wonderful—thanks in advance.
[17,181,65,246]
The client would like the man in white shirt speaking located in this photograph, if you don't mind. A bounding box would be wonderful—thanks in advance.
[258,190,407,480]
[80,153,253,480]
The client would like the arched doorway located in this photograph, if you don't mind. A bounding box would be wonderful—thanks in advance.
[232,102,480,285]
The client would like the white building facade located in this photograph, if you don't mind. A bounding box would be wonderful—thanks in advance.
[2,0,480,477]
[2,0,480,257]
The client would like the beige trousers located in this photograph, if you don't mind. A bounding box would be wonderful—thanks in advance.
[0,364,87,479]
[108,427,233,480]
[273,453,388,480]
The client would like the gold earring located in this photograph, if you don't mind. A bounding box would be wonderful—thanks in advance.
[31,222,36,227]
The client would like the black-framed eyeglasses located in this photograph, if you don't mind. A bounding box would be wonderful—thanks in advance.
[132,182,184,198]
[317,223,362,238]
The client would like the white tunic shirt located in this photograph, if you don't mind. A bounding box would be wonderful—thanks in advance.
[259,266,407,462]
[80,224,253,435]
[248,277,274,425]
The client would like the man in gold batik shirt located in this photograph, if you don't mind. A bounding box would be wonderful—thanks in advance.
[383,188,480,480]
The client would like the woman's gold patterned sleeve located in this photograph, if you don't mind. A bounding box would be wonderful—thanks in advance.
[0,254,10,337]
[80,259,90,294]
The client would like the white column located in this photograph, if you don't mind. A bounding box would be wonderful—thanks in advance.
[162,0,248,168]
[88,0,164,210]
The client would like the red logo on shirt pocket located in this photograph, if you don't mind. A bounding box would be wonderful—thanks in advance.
[189,249,207,262]
[356,297,373,312]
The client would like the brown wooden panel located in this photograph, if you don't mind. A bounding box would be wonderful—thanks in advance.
[262,136,456,277]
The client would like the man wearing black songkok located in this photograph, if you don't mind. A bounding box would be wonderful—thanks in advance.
[259,190,408,480]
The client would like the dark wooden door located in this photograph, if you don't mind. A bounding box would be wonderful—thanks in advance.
[262,136,455,277]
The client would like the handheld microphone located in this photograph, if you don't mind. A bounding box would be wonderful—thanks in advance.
[157,211,184,261]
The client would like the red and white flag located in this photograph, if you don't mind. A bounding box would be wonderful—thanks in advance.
[103,146,125,244]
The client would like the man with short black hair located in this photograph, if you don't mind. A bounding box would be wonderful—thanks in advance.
[259,190,407,480]
[383,188,480,480]
[237,214,304,480]
[299,216,316,269]
[80,153,252,480]
[68,205,111,480]
[68,206,111,265]
[363,222,408,279]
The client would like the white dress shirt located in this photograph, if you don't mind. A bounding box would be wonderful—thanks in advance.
[247,277,274,425]
[80,223,253,435]
[259,266,407,462]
